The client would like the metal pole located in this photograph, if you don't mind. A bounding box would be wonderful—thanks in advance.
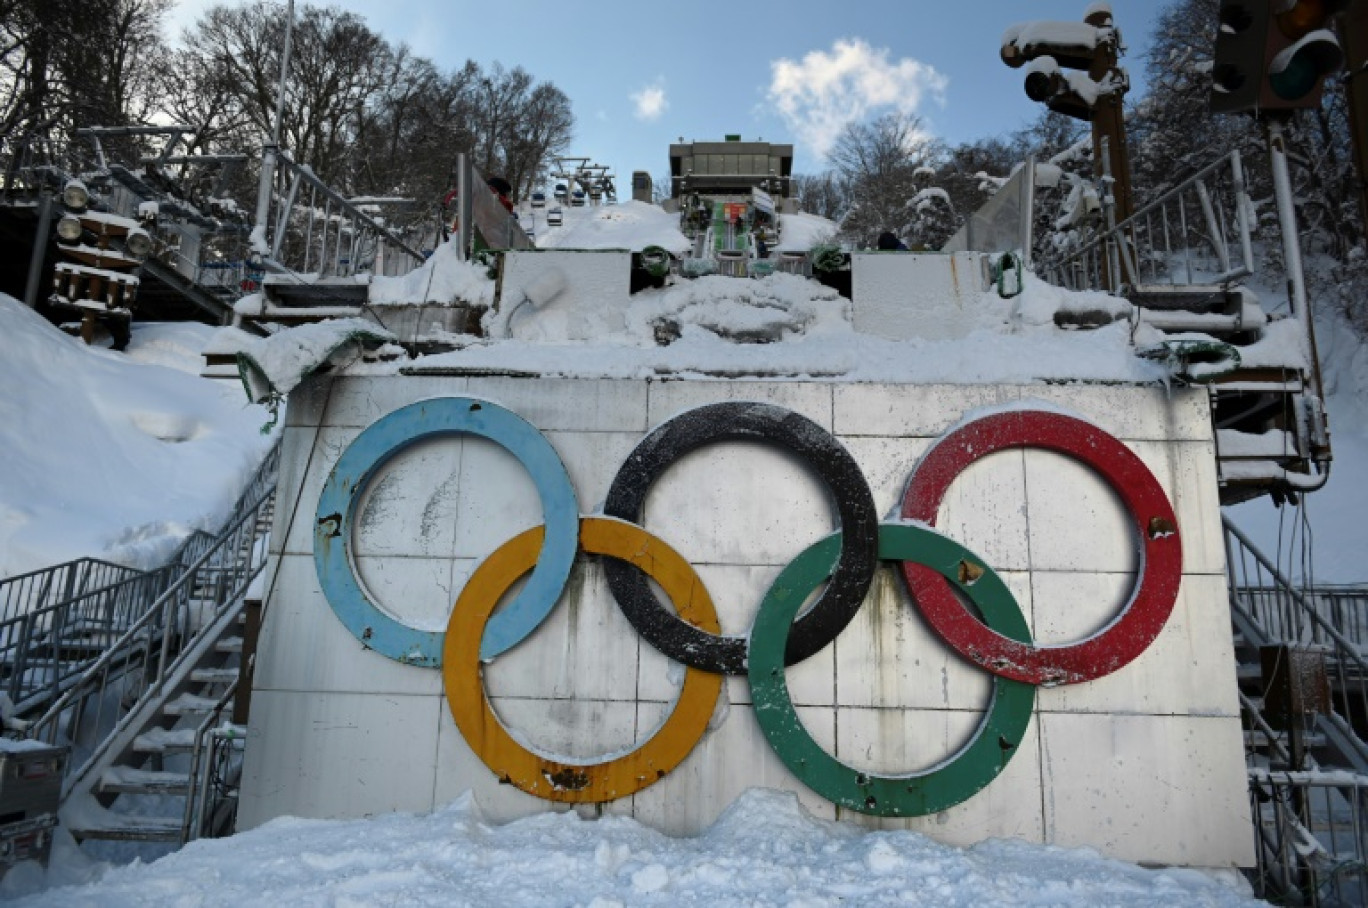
[1265,116,1326,407]
[456,152,472,262]
[23,194,53,308]
[251,0,295,252]
[1341,0,1368,234]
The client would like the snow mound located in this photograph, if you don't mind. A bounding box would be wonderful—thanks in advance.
[2,789,1259,905]
[0,296,276,577]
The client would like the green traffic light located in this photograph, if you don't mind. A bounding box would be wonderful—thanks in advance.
[1269,50,1321,100]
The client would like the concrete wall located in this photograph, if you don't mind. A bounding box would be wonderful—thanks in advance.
[238,374,1252,868]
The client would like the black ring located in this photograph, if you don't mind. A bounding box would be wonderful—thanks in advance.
[603,401,879,674]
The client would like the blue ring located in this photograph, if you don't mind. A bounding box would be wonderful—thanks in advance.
[314,397,579,666]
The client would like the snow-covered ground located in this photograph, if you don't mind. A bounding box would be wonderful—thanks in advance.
[2,790,1261,906]
[2,198,1361,903]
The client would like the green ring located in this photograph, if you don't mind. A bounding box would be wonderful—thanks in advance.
[747,523,1036,817]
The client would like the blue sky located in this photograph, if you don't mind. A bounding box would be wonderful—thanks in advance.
[168,1,1167,183]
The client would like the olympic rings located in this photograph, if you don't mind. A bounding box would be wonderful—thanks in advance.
[314,396,1185,814]
[748,524,1035,817]
[315,397,580,666]
[442,517,722,802]
[602,401,879,674]
[899,410,1183,686]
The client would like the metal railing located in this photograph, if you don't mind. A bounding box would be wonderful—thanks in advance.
[28,482,272,791]
[1249,769,1368,906]
[182,682,244,842]
[256,150,426,279]
[0,439,278,720]
[1043,150,1255,295]
[1226,518,1368,757]
[1239,585,1368,654]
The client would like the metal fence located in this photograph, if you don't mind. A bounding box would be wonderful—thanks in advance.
[0,439,279,719]
[1043,150,1255,296]
[28,480,273,791]
[1226,517,1368,767]
[182,681,244,842]
[256,150,427,279]
[1249,769,1368,906]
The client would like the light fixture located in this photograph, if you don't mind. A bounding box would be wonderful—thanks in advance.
[56,215,83,242]
[62,179,89,210]
[125,227,153,257]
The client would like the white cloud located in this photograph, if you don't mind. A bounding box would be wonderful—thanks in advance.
[631,81,669,121]
[767,39,948,161]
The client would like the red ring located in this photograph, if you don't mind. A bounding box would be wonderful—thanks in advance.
[899,410,1183,685]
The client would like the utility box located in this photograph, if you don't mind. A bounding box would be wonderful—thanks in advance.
[0,742,68,877]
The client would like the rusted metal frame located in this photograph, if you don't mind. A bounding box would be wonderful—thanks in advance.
[602,401,879,675]
[181,678,239,842]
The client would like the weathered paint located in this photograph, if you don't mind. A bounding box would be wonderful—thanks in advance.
[602,401,878,674]
[899,410,1183,686]
[748,525,1035,817]
[314,397,580,666]
[443,517,721,801]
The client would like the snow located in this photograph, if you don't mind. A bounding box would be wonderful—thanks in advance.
[0,297,276,578]
[0,789,1261,905]
[368,239,496,306]
[235,317,395,403]
[535,199,691,254]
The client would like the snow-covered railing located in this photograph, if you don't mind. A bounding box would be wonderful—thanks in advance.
[1226,516,1368,768]
[1248,768,1368,906]
[27,480,273,793]
[0,560,177,713]
[1044,150,1255,295]
[253,150,426,279]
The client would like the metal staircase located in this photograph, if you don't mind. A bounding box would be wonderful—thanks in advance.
[1226,515,1368,905]
[0,439,279,848]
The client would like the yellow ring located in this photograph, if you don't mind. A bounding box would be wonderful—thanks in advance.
[442,517,723,802]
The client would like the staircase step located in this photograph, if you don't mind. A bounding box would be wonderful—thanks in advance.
[191,667,240,685]
[1236,663,1262,682]
[164,693,222,717]
[72,815,183,843]
[1244,729,1327,748]
[99,767,191,796]
[133,727,197,754]
[217,635,243,654]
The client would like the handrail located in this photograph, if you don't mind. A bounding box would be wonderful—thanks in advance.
[29,493,260,745]
[182,679,240,842]
[1225,515,1368,772]
[1044,150,1254,295]
[35,489,270,799]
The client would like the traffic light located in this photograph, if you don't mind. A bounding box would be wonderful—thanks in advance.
[1001,21,1110,121]
[1211,0,1346,115]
